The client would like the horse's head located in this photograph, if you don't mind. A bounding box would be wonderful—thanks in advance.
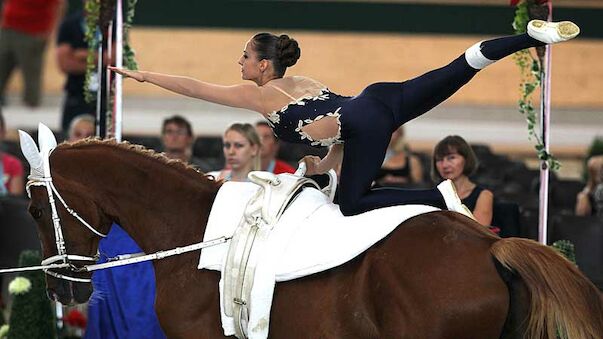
[20,125,111,305]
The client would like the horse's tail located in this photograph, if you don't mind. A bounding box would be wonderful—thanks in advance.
[491,237,603,339]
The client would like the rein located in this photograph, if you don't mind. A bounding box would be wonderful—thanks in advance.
[0,237,231,281]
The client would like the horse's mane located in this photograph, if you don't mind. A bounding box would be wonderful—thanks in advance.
[59,138,222,188]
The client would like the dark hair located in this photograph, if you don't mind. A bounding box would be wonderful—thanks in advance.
[251,33,301,77]
[162,115,193,137]
[254,120,279,140]
[430,135,479,182]
[0,109,4,132]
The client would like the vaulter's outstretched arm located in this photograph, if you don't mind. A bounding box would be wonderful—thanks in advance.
[109,67,264,113]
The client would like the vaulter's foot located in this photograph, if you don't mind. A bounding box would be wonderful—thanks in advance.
[528,20,580,44]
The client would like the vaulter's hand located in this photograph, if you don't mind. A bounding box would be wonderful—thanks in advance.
[300,155,322,176]
[108,66,145,82]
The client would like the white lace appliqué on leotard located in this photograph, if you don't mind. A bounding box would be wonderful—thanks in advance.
[266,88,344,147]
[266,89,331,126]
[295,107,343,147]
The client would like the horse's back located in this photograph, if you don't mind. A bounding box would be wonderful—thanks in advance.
[270,211,509,338]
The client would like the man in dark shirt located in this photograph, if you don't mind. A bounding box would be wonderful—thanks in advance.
[56,10,97,132]
[161,115,219,172]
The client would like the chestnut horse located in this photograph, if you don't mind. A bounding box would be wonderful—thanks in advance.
[25,139,602,338]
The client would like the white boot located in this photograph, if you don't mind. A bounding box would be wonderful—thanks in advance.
[527,20,580,44]
[437,179,476,220]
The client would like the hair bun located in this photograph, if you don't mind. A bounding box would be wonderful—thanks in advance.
[277,34,301,68]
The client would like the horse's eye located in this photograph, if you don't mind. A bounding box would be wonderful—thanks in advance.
[29,207,43,219]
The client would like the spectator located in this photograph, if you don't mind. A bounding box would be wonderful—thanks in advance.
[56,8,105,132]
[67,114,95,142]
[432,135,493,225]
[576,155,603,217]
[209,123,261,182]
[375,126,424,187]
[255,121,295,174]
[0,0,64,107]
[161,115,218,172]
[0,110,23,196]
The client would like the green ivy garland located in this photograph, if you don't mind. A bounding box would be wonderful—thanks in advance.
[84,0,101,103]
[512,0,560,171]
[124,0,139,70]
[83,0,138,103]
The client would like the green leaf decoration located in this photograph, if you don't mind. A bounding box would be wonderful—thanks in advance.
[83,0,138,104]
[512,1,561,171]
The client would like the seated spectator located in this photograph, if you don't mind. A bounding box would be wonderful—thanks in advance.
[432,135,493,226]
[67,114,95,142]
[255,121,295,174]
[209,123,260,182]
[161,115,218,172]
[375,126,423,187]
[0,110,23,196]
[576,155,603,217]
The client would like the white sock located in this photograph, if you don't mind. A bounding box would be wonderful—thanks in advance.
[464,41,495,70]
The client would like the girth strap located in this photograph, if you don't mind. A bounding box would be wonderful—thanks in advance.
[223,172,320,338]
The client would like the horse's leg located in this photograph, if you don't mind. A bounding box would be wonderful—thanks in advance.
[370,212,509,339]
[153,255,229,338]
[495,260,530,339]
[270,257,380,338]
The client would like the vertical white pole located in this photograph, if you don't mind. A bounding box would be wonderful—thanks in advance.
[95,34,103,137]
[106,21,113,138]
[538,2,553,245]
[55,302,64,331]
[115,0,124,142]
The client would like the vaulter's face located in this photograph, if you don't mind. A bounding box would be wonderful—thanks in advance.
[238,40,263,81]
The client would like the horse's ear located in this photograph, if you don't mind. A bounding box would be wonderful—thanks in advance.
[19,130,44,178]
[38,122,57,154]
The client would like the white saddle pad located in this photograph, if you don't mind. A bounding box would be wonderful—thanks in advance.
[198,181,439,338]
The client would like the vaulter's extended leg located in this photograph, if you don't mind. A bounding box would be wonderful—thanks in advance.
[391,20,580,127]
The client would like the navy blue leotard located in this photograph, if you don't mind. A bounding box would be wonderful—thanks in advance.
[267,33,541,216]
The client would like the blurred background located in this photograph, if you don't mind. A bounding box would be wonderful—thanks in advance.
[1,1,602,336]
[2,0,602,169]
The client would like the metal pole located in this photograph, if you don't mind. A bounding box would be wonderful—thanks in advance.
[115,0,124,142]
[537,2,553,245]
[95,32,105,138]
[106,21,113,138]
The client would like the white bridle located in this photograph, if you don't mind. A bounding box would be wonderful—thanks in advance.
[25,172,107,283]
[0,124,229,283]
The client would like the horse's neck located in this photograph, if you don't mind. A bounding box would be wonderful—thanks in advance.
[110,169,215,254]
[56,144,217,254]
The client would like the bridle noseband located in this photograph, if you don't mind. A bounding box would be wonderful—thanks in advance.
[26,169,107,283]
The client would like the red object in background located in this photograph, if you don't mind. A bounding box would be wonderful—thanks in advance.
[510,0,549,5]
[63,309,87,329]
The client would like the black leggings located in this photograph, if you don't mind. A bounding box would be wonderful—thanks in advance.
[337,33,541,216]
